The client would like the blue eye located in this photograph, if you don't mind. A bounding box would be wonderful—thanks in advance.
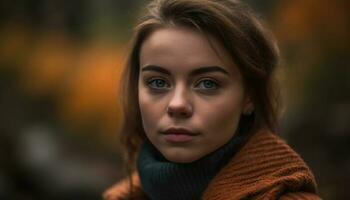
[147,78,170,89]
[196,79,219,90]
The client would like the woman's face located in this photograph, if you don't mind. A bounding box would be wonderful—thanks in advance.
[138,27,250,163]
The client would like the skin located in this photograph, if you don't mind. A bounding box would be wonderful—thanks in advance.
[138,27,252,163]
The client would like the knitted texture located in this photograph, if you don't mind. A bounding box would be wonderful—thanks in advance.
[137,133,246,200]
[103,130,321,200]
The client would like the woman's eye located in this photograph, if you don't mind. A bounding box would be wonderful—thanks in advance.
[147,78,170,89]
[196,79,219,90]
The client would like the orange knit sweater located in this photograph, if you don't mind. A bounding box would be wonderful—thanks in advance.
[103,130,321,200]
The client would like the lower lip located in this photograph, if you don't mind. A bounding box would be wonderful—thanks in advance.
[163,134,196,143]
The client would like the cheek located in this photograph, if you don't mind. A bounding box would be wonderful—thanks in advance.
[138,88,164,133]
[198,90,244,135]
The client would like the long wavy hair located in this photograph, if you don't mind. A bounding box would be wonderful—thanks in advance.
[117,0,280,197]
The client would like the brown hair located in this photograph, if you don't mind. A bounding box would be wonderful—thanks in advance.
[118,0,280,196]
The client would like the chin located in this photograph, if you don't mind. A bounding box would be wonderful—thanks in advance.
[162,149,202,163]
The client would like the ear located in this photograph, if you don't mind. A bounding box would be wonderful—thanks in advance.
[242,95,254,116]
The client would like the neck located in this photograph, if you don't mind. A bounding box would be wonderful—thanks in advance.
[137,133,247,200]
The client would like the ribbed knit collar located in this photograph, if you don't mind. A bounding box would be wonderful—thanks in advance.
[136,133,247,200]
[104,130,319,200]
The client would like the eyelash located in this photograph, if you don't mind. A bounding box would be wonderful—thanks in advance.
[195,78,220,90]
[146,78,171,90]
[145,77,220,91]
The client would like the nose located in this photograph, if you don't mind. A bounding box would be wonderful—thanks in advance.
[167,85,193,118]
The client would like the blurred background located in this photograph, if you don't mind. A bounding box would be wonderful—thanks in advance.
[0,0,349,199]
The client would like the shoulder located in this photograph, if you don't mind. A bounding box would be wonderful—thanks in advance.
[203,129,321,199]
[103,172,146,200]
[103,177,131,200]
[279,192,322,200]
[227,129,317,179]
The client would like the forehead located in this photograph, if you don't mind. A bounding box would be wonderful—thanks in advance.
[139,27,238,75]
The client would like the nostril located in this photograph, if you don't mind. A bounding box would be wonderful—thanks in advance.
[167,106,192,118]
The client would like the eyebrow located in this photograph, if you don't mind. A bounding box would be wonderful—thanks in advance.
[141,65,229,76]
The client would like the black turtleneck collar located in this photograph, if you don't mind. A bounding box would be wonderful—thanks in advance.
[137,131,247,200]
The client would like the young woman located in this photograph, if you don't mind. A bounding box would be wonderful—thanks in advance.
[104,0,321,199]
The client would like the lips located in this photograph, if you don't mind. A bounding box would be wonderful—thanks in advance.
[163,127,198,136]
[161,127,199,143]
